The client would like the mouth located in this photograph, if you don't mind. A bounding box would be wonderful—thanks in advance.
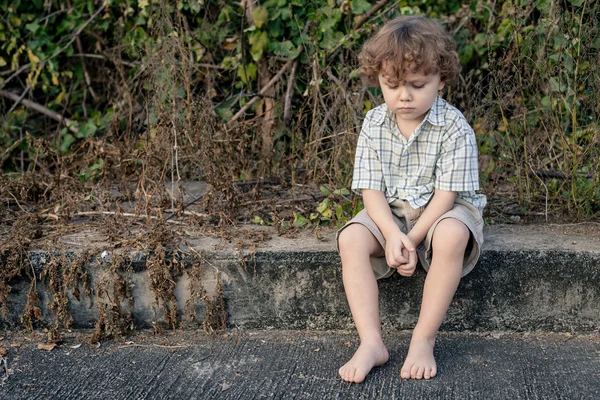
[397,108,415,113]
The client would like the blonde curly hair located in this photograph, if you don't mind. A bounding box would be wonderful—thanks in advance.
[359,15,460,86]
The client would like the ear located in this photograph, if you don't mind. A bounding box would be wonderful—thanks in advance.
[438,81,445,91]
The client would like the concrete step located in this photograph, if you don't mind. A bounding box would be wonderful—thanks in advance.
[2,224,600,332]
[1,330,599,399]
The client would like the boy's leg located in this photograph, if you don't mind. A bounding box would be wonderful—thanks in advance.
[338,223,389,383]
[401,218,470,380]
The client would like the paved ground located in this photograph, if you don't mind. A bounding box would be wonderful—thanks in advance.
[1,330,599,399]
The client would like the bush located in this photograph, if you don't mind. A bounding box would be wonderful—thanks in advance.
[0,0,598,222]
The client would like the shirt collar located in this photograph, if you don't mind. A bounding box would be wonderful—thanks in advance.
[372,95,446,128]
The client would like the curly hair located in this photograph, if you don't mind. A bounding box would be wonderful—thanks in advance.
[359,16,460,86]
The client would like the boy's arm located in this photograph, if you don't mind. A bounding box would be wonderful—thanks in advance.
[407,188,457,246]
[363,189,417,275]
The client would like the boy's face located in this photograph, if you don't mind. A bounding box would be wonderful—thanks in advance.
[378,69,445,126]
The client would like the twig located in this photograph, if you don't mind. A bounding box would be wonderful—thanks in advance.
[533,170,594,180]
[327,0,400,61]
[0,355,10,386]
[529,163,549,223]
[325,70,360,128]
[0,64,31,85]
[164,209,209,218]
[0,136,27,164]
[283,21,311,127]
[117,343,189,349]
[226,56,299,127]
[0,90,79,134]
[7,192,27,213]
[3,1,108,113]
[353,0,392,30]
[226,22,311,127]
[316,95,344,139]
[42,211,188,225]
[48,1,109,64]
[69,53,138,68]
[198,63,223,70]
[284,58,299,126]
[75,37,97,100]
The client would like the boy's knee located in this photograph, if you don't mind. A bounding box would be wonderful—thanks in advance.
[338,224,375,255]
[432,218,470,254]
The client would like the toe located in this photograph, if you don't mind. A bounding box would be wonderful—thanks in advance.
[347,366,356,382]
[401,364,411,379]
[410,364,419,379]
[415,365,425,380]
[431,366,437,378]
[424,367,431,380]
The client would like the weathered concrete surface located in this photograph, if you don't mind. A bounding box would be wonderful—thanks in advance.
[1,330,599,399]
[1,224,600,332]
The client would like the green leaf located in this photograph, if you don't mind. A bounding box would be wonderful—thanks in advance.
[333,188,350,196]
[25,22,40,33]
[549,76,565,92]
[252,7,269,29]
[335,205,343,220]
[237,62,257,84]
[293,212,309,227]
[60,133,76,153]
[459,43,474,64]
[249,31,269,61]
[317,198,333,218]
[352,0,372,15]
[270,40,298,58]
[215,105,233,122]
[76,120,98,139]
[541,96,551,108]
[319,186,331,195]
[536,0,551,15]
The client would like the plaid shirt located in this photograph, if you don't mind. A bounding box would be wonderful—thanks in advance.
[352,95,487,214]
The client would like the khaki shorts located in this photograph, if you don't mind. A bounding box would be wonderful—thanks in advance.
[336,198,484,278]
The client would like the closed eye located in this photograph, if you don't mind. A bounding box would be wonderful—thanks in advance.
[413,84,425,89]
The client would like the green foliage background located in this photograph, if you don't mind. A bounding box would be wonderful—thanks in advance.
[1,0,599,222]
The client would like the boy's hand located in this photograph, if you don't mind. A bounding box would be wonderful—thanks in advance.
[385,233,417,277]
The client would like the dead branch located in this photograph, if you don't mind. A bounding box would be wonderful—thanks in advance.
[0,136,27,165]
[284,58,299,127]
[69,53,139,68]
[226,54,302,128]
[0,90,79,134]
[325,70,360,128]
[354,0,392,30]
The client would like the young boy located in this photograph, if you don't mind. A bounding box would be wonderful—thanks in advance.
[337,15,486,382]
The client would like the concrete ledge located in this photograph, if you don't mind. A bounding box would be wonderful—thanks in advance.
[2,224,600,332]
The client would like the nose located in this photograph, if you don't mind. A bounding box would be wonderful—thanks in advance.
[398,85,411,101]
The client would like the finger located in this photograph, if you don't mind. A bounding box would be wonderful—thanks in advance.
[386,254,400,268]
[407,249,418,269]
[400,236,415,252]
[401,247,409,260]
[394,252,408,265]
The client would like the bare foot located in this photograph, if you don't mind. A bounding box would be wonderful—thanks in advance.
[339,340,389,383]
[400,334,436,380]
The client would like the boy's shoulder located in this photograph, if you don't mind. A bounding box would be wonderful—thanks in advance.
[433,97,474,141]
[364,103,390,126]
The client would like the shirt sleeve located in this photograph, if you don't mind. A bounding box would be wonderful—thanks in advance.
[351,118,386,195]
[434,121,480,192]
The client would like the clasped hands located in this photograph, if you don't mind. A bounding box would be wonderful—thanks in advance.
[385,231,417,277]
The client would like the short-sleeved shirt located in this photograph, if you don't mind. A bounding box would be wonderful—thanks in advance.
[351,95,487,215]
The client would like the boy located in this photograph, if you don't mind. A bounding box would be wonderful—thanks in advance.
[337,15,486,382]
